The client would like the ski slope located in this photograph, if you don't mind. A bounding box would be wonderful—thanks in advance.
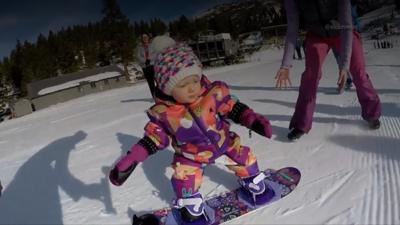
[0,38,399,224]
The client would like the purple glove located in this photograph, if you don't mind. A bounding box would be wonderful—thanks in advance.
[239,108,272,138]
[109,143,149,186]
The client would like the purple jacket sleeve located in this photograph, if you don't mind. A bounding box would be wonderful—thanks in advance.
[281,0,299,69]
[338,0,353,70]
[144,110,171,150]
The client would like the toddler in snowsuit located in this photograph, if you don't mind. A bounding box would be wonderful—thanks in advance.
[109,44,272,223]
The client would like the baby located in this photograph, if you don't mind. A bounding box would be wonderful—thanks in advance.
[110,43,272,224]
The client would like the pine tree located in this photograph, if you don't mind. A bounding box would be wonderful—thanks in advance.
[101,0,136,77]
[150,18,167,36]
[9,40,24,95]
[101,0,128,25]
[0,60,13,114]
[169,15,195,40]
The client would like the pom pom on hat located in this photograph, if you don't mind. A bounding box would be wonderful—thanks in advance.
[154,44,202,95]
[150,35,176,54]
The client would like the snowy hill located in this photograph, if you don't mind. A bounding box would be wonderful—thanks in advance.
[0,38,400,224]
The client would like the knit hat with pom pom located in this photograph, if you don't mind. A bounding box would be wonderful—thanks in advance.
[153,44,202,95]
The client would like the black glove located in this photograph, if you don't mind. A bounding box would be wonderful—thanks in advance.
[145,59,150,67]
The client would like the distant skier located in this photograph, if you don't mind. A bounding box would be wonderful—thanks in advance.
[0,180,3,197]
[137,33,156,98]
[275,0,382,141]
[293,36,303,60]
[110,43,273,224]
[137,34,177,99]
[333,1,362,93]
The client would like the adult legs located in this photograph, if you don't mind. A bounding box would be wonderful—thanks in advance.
[296,45,303,59]
[332,31,381,121]
[142,65,156,98]
[289,34,330,133]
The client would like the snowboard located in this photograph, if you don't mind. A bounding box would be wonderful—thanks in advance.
[132,167,301,225]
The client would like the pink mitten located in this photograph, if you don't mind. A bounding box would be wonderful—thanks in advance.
[115,144,148,171]
[239,108,272,138]
[109,144,149,186]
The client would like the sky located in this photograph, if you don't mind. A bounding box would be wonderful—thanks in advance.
[0,0,235,59]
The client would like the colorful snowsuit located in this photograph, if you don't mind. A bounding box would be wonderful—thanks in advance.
[143,76,260,198]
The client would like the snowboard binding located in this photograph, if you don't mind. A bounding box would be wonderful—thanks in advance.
[239,172,275,206]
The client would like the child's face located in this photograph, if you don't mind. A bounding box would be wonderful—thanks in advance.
[171,75,201,104]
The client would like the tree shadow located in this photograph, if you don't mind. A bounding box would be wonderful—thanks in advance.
[375,89,400,95]
[254,99,359,116]
[270,125,292,142]
[328,135,400,161]
[366,64,400,67]
[0,131,114,224]
[229,85,400,95]
[229,85,338,95]
[260,114,363,141]
[120,98,153,103]
[344,88,400,95]
[254,99,400,118]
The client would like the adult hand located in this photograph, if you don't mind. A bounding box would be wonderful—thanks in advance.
[337,69,348,93]
[275,68,292,89]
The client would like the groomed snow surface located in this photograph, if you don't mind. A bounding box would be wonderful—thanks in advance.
[0,39,399,224]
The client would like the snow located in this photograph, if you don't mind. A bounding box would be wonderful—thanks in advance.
[38,71,122,96]
[1,38,400,225]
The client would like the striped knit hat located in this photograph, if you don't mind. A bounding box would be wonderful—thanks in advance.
[154,44,202,95]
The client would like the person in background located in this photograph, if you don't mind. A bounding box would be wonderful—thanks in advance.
[137,33,156,97]
[333,1,361,93]
[275,0,381,141]
[293,36,303,60]
[148,35,177,99]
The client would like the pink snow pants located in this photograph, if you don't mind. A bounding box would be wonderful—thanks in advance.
[290,31,381,133]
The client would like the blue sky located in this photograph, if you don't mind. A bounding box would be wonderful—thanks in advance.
[0,0,234,59]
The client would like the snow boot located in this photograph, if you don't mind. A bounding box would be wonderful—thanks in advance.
[345,79,353,90]
[367,118,381,130]
[239,172,274,206]
[287,128,305,141]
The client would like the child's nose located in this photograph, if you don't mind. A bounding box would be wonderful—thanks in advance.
[188,85,195,92]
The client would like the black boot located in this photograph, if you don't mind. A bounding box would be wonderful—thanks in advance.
[287,128,305,141]
[345,77,353,90]
[367,119,381,130]
[132,214,159,225]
